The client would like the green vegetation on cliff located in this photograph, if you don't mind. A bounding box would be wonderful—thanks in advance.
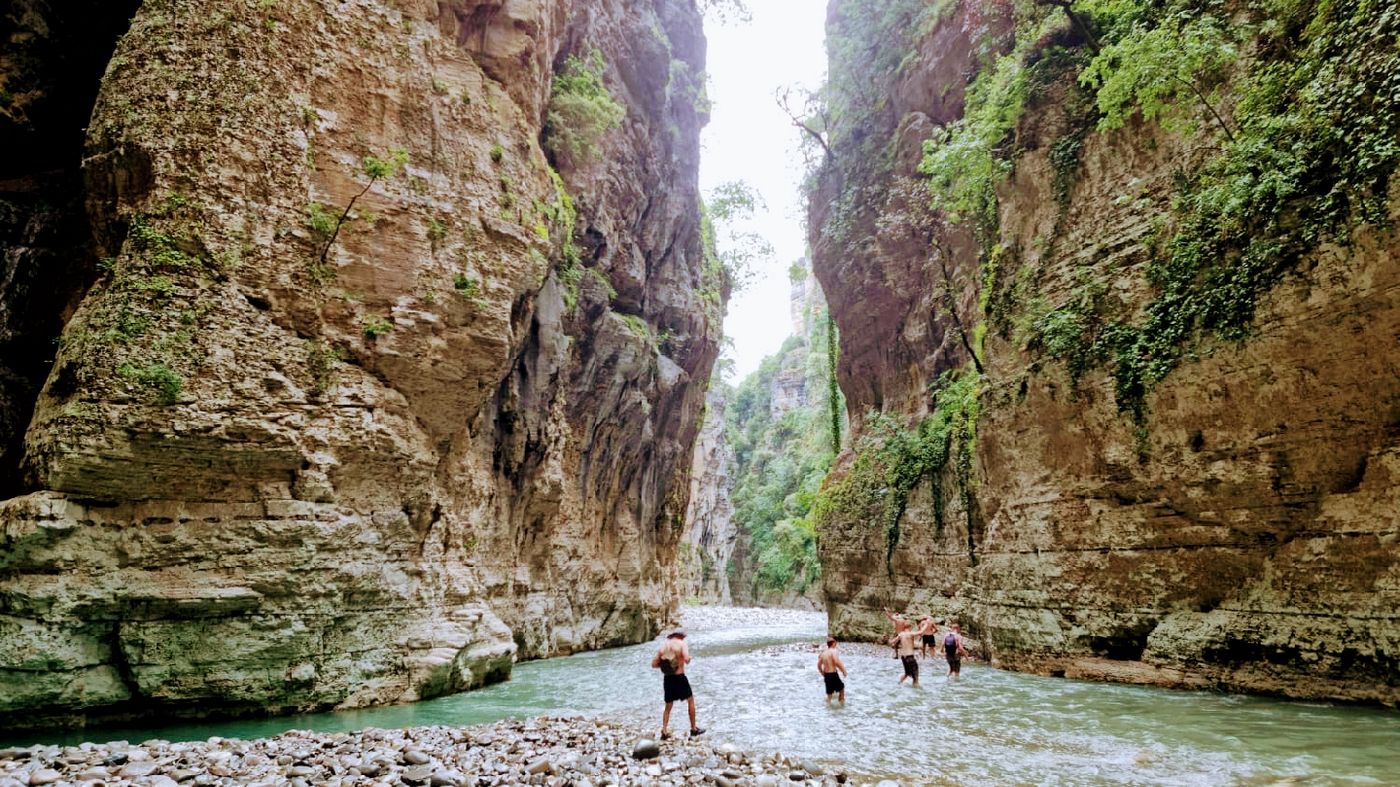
[723,295,842,598]
[544,50,625,166]
[812,367,981,569]
[916,0,1400,422]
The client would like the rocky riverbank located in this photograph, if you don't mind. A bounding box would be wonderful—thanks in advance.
[0,717,866,787]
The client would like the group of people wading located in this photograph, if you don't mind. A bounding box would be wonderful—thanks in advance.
[649,609,971,737]
[882,608,968,691]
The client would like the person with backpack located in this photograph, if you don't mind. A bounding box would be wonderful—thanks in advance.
[652,631,704,739]
[944,622,969,681]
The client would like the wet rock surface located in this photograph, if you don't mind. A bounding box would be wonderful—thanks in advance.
[0,717,858,787]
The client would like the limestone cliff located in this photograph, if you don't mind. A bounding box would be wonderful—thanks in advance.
[0,0,721,730]
[678,386,736,604]
[811,0,1399,704]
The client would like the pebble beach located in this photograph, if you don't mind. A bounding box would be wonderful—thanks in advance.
[0,716,877,787]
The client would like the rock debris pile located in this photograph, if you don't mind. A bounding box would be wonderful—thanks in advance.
[0,717,860,787]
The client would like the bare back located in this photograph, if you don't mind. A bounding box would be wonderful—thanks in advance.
[656,639,690,675]
[817,647,842,673]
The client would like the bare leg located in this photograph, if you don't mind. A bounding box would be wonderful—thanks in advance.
[838,688,846,705]
[686,696,698,731]
[661,701,673,737]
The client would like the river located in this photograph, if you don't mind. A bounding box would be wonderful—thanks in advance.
[6,608,1398,785]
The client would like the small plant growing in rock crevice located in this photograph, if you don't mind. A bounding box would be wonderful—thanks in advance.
[452,272,484,304]
[304,339,344,395]
[361,315,394,339]
[119,361,184,404]
[308,148,409,277]
[543,50,626,165]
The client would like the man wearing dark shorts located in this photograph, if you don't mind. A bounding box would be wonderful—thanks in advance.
[817,637,848,705]
[890,620,920,687]
[944,622,968,681]
[918,617,940,659]
[652,631,704,739]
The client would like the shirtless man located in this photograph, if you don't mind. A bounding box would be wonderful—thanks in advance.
[944,622,969,681]
[817,638,848,706]
[883,607,907,659]
[889,620,920,687]
[918,617,941,659]
[652,631,704,739]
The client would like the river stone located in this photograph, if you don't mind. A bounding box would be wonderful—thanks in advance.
[631,740,661,760]
[526,759,554,775]
[404,750,432,765]
[755,776,781,787]
[429,769,466,786]
[402,764,433,784]
[120,760,159,778]
[788,772,808,781]
[28,769,62,785]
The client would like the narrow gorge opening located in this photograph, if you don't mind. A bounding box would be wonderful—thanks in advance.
[0,0,142,495]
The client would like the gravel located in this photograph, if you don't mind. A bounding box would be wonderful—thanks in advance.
[0,716,857,787]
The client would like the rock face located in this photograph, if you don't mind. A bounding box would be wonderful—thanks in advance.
[678,387,737,604]
[811,0,1399,703]
[0,0,721,730]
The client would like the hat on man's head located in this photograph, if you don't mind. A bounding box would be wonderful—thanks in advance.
[667,630,686,639]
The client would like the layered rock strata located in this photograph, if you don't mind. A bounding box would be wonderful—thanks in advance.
[812,0,1399,704]
[0,0,721,729]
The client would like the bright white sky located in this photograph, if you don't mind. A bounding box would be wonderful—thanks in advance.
[699,1,828,381]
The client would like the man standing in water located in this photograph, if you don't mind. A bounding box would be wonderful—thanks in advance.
[944,622,969,681]
[652,631,704,739]
[918,617,941,659]
[817,638,848,706]
[890,619,920,687]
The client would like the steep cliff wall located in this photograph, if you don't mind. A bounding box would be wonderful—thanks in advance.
[679,386,737,604]
[812,0,1399,704]
[0,0,721,730]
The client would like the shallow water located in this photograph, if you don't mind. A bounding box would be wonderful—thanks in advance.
[7,608,1399,785]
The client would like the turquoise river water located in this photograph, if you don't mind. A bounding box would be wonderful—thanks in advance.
[5,609,1398,785]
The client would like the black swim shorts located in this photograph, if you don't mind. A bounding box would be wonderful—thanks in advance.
[921,635,938,646]
[947,657,961,673]
[823,671,845,695]
[663,673,693,703]
[902,654,919,679]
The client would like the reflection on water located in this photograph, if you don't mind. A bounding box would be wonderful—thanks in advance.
[6,609,1399,785]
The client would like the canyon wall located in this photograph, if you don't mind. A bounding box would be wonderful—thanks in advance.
[678,387,736,604]
[0,0,721,730]
[812,0,1399,704]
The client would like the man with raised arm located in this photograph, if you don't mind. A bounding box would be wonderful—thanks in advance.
[652,631,704,739]
[890,619,921,687]
[817,637,848,706]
